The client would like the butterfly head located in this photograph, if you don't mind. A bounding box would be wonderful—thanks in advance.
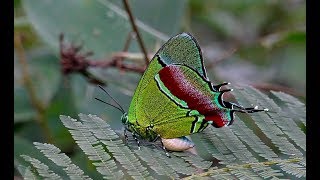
[121,112,129,125]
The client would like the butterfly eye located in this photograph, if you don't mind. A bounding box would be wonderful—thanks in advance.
[121,113,128,124]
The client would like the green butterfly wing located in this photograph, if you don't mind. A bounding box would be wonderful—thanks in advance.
[125,33,234,140]
[128,64,233,139]
[124,32,265,143]
[156,32,207,78]
[127,33,207,139]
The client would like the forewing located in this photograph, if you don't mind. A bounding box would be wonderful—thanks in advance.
[128,32,207,124]
[156,32,207,78]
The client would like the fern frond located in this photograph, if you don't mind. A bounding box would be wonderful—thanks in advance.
[250,164,283,179]
[230,116,278,159]
[228,168,261,180]
[17,165,37,180]
[33,142,92,180]
[155,149,198,176]
[203,125,282,178]
[23,167,37,180]
[234,86,302,156]
[270,91,306,151]
[232,86,306,178]
[134,147,179,178]
[172,152,212,169]
[77,114,151,179]
[59,115,123,179]
[200,129,237,164]
[20,155,62,180]
[214,127,257,163]
[271,91,306,126]
[78,113,119,140]
[230,117,284,178]
[253,90,306,152]
[208,173,235,180]
[278,162,306,178]
[107,140,151,179]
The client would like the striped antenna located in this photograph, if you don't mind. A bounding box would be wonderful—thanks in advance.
[95,85,125,114]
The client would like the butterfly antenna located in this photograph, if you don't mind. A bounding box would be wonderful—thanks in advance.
[97,85,125,114]
[95,97,125,114]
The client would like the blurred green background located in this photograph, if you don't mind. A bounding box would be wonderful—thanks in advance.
[14,0,305,177]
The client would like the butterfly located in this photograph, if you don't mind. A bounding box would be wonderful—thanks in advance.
[98,32,267,156]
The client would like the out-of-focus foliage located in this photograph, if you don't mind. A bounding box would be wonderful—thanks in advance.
[14,0,305,179]
[188,0,305,97]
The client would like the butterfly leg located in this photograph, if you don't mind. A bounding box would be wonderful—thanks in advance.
[160,139,171,158]
[124,128,128,144]
[150,134,171,158]
[132,133,141,150]
[152,134,160,142]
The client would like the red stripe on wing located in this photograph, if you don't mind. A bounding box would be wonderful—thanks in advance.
[158,65,227,127]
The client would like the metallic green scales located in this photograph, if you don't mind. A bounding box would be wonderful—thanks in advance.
[154,74,188,108]
[156,33,207,78]
[125,33,218,140]
[125,58,210,140]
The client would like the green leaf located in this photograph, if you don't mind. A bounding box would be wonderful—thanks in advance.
[68,74,134,129]
[44,80,78,151]
[14,86,36,123]
[15,135,45,168]
[20,155,63,179]
[23,0,186,58]
[110,0,187,36]
[33,142,92,179]
[59,114,124,179]
[14,48,61,109]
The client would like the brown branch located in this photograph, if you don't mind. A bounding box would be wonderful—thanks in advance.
[123,0,149,65]
[122,31,134,53]
[88,57,145,73]
[59,34,106,85]
[14,32,53,143]
[59,35,146,86]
